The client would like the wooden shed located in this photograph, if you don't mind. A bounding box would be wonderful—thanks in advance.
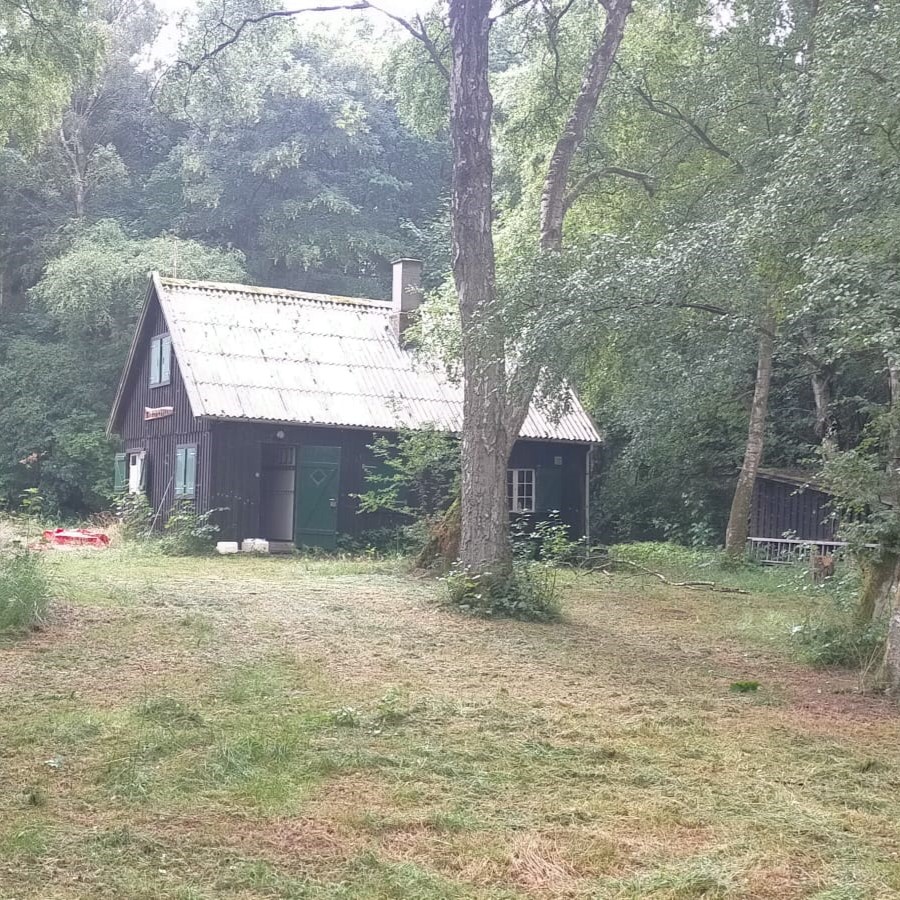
[748,468,840,561]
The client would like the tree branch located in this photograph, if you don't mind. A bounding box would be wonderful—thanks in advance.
[539,0,633,250]
[176,1,449,82]
[564,165,657,208]
[632,76,745,174]
[490,0,535,21]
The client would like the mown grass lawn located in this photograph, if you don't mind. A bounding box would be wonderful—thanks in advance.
[2,550,900,899]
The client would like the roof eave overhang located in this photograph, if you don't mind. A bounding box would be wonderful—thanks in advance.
[107,276,158,438]
[198,415,599,445]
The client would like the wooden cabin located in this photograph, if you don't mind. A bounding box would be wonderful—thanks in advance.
[748,468,840,562]
[107,262,601,549]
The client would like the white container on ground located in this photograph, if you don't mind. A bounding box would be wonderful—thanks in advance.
[241,538,270,554]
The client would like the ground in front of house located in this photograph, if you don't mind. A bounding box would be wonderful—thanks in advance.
[1,550,899,899]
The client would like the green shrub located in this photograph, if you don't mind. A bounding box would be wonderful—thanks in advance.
[442,562,561,622]
[791,565,886,669]
[357,429,459,520]
[0,552,52,634]
[159,503,223,556]
[511,512,588,565]
[115,492,154,540]
[792,618,886,669]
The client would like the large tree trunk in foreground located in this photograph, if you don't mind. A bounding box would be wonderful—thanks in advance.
[724,311,776,559]
[449,0,513,573]
[539,0,633,252]
[445,0,632,573]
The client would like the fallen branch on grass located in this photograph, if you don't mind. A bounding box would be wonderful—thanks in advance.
[584,556,751,595]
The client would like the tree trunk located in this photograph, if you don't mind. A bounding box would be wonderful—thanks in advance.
[724,311,776,558]
[539,0,632,252]
[879,359,900,690]
[859,553,900,624]
[446,0,631,573]
[448,0,513,573]
[811,369,832,440]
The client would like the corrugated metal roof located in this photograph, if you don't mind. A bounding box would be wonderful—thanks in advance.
[156,276,601,443]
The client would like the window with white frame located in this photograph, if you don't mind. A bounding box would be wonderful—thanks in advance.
[149,333,172,387]
[127,451,145,495]
[507,468,535,513]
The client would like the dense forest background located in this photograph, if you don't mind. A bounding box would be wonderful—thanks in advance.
[1,0,898,549]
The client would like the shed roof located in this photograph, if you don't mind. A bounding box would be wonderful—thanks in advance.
[114,274,601,443]
[756,468,828,491]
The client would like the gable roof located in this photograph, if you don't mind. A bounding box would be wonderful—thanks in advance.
[109,273,601,444]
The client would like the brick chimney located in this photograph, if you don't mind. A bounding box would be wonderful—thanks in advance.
[391,258,424,345]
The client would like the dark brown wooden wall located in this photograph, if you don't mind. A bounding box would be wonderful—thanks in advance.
[508,440,587,535]
[750,478,838,542]
[207,422,589,543]
[208,422,402,542]
[118,296,211,523]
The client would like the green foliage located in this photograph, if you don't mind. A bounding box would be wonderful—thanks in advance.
[442,562,561,622]
[358,430,459,520]
[819,434,900,553]
[611,541,720,571]
[511,512,587,565]
[29,221,246,331]
[0,552,52,634]
[159,504,223,556]
[0,0,103,148]
[790,562,887,670]
[792,618,887,671]
[338,525,423,557]
[115,493,154,541]
[164,5,446,294]
[729,681,760,694]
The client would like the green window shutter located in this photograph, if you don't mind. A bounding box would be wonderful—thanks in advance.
[114,453,126,492]
[175,447,186,496]
[184,446,197,498]
[160,335,172,384]
[536,465,563,513]
[175,445,197,499]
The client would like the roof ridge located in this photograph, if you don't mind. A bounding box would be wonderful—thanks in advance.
[157,274,390,309]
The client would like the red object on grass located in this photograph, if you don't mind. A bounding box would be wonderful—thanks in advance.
[42,528,110,548]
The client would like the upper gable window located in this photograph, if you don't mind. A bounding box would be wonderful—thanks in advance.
[149,334,172,387]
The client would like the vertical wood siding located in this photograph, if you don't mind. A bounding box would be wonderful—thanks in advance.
[118,296,211,524]
[208,423,413,542]
[206,424,589,543]
[509,441,588,536]
[750,477,837,542]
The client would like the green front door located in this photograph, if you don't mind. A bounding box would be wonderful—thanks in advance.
[295,445,341,549]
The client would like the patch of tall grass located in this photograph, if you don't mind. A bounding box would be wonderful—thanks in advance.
[0,552,52,634]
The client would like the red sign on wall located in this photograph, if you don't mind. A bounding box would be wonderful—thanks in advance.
[144,406,174,421]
